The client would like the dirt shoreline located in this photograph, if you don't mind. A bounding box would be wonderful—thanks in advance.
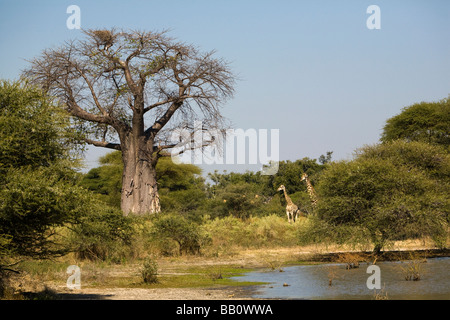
[53,286,257,300]
[12,243,450,300]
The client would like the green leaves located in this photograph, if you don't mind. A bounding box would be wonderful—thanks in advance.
[81,151,123,208]
[69,203,133,262]
[381,97,450,149]
[357,140,450,181]
[150,214,207,255]
[0,80,84,174]
[0,167,86,258]
[80,152,206,211]
[313,141,449,252]
[0,80,86,261]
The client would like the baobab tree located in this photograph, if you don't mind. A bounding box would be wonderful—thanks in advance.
[24,29,235,215]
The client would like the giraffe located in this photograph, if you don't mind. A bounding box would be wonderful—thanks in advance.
[277,185,301,223]
[301,173,318,212]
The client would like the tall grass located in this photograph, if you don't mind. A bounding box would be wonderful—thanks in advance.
[202,215,304,255]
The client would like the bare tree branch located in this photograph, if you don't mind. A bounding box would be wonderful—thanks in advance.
[23,28,236,215]
[84,138,121,150]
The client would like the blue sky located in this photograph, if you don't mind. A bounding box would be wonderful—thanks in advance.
[1,0,449,174]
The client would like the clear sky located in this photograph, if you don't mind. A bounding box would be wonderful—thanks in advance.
[1,0,449,174]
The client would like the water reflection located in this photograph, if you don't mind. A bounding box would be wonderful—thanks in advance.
[233,257,450,300]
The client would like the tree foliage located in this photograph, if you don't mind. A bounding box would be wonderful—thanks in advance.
[81,152,331,221]
[149,214,209,255]
[80,151,123,208]
[381,97,450,149]
[68,203,133,262]
[0,80,85,262]
[0,167,82,259]
[0,80,82,175]
[306,141,449,253]
[81,151,206,214]
[357,140,449,181]
[298,97,450,253]
[0,81,133,267]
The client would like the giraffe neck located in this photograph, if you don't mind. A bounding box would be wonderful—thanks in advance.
[305,178,318,205]
[283,189,294,205]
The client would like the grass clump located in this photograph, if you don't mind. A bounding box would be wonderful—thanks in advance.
[400,253,427,281]
[141,256,158,284]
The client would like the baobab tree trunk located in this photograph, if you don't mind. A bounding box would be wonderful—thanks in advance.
[120,134,161,216]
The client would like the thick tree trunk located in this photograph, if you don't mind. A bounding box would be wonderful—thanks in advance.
[120,134,161,216]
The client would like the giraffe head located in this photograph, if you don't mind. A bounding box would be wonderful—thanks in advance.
[277,185,286,192]
[301,173,308,181]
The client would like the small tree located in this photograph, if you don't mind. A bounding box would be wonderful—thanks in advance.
[141,256,158,284]
[0,80,84,265]
[150,215,207,255]
[25,29,235,215]
[312,150,448,253]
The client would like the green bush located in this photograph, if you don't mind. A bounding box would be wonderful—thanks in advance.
[297,216,371,250]
[69,203,134,263]
[0,167,87,259]
[141,256,158,284]
[0,80,83,176]
[150,214,210,256]
[160,188,207,217]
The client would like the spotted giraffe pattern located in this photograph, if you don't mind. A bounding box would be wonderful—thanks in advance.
[301,173,318,209]
[277,185,302,223]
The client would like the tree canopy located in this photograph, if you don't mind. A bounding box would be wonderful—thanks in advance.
[298,97,450,253]
[381,97,450,149]
[24,28,236,215]
[300,139,449,253]
[0,80,82,174]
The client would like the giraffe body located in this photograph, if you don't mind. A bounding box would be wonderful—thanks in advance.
[277,185,302,223]
[301,173,318,211]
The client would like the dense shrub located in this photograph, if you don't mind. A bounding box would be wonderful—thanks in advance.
[69,204,134,262]
[357,140,450,182]
[0,166,87,259]
[149,214,210,256]
[141,255,158,284]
